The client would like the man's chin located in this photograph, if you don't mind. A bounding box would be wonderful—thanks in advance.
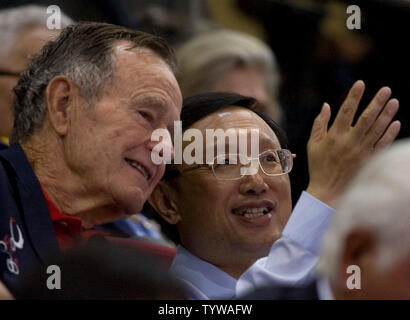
[237,233,280,254]
[117,188,148,214]
[79,196,144,227]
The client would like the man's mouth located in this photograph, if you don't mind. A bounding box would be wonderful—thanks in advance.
[125,158,151,181]
[232,206,273,219]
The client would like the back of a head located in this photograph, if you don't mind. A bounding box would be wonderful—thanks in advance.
[317,139,410,287]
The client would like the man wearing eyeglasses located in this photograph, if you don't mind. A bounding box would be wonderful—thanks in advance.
[149,83,401,299]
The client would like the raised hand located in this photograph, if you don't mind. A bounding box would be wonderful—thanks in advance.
[306,80,401,207]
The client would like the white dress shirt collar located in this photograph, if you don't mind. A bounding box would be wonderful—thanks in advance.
[170,245,237,300]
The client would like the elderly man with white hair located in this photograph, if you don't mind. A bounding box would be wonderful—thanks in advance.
[243,139,410,299]
[0,5,72,147]
[316,139,410,299]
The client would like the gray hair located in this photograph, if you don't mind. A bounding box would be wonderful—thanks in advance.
[317,139,410,284]
[176,29,282,122]
[0,5,73,56]
[10,22,177,144]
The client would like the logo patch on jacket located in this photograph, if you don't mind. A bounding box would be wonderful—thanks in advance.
[0,217,24,275]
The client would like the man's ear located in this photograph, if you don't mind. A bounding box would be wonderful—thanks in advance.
[45,76,76,136]
[149,182,181,225]
[337,228,375,295]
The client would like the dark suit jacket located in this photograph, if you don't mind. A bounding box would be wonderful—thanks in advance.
[240,279,319,300]
[0,144,60,296]
[0,141,7,150]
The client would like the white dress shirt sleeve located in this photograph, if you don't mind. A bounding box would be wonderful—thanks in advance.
[236,191,335,297]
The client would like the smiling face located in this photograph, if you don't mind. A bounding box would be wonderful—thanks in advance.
[167,107,292,270]
[64,44,182,221]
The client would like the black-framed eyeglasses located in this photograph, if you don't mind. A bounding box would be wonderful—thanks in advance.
[177,149,295,181]
[0,70,22,77]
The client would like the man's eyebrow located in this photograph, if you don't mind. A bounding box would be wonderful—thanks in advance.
[131,95,168,112]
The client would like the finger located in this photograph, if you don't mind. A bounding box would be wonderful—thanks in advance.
[353,86,392,139]
[309,103,331,142]
[373,120,401,152]
[361,99,399,148]
[331,80,365,133]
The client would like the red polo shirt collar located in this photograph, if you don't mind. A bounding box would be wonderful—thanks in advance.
[40,187,177,265]
[41,186,108,251]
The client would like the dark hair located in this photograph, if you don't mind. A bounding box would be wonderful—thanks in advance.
[162,91,288,180]
[10,21,176,144]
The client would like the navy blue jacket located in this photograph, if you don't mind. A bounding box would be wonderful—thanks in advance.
[0,144,59,296]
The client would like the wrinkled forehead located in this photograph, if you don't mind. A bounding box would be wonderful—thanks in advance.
[187,106,281,149]
[112,43,174,78]
[110,42,182,109]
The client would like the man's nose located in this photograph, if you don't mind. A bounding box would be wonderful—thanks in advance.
[239,170,268,195]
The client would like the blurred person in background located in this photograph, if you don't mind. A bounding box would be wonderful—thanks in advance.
[0,5,73,148]
[176,29,282,124]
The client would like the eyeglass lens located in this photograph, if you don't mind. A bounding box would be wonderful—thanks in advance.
[212,150,292,180]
